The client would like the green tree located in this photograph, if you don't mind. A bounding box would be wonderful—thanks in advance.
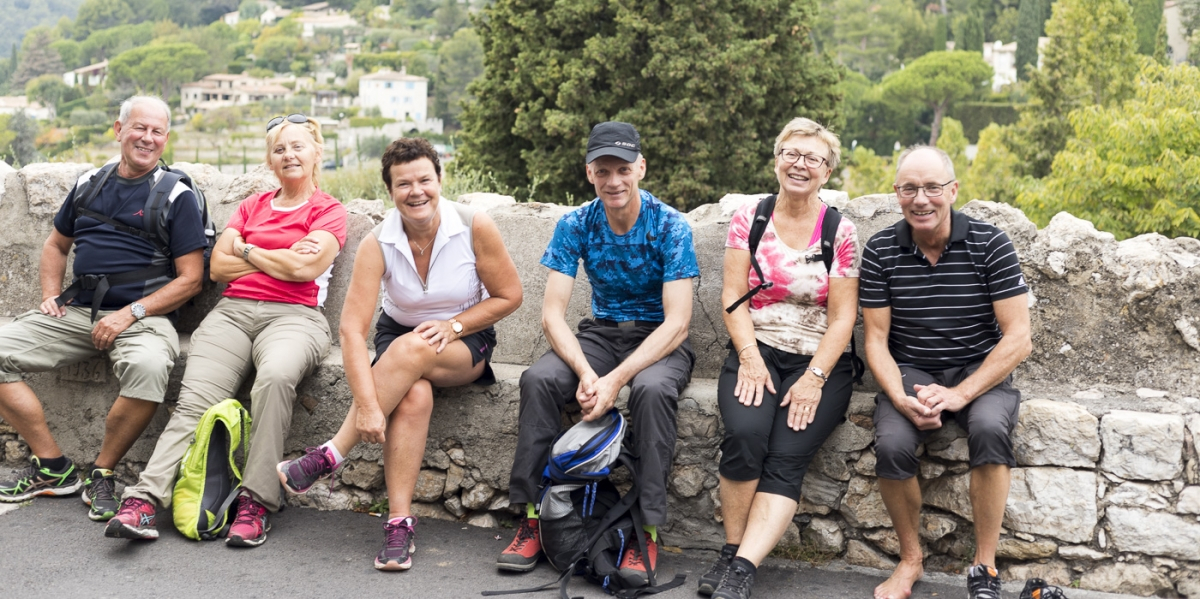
[107,41,209,98]
[880,50,991,145]
[78,22,155,64]
[254,36,302,72]
[1010,0,1137,177]
[843,145,894,198]
[1131,0,1164,56]
[8,26,64,89]
[239,0,264,19]
[403,0,438,20]
[74,0,135,40]
[962,122,1033,203]
[1015,0,1041,80]
[815,0,935,81]
[1155,16,1169,64]
[4,110,40,166]
[435,27,482,126]
[936,116,969,183]
[990,7,1018,42]
[25,74,77,117]
[456,0,842,208]
[952,12,984,52]
[433,0,467,38]
[1016,60,1200,239]
[839,70,926,155]
[50,38,82,69]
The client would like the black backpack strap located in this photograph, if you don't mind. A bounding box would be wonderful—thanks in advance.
[725,195,777,314]
[56,265,172,322]
[73,163,117,220]
[144,169,185,258]
[818,206,865,385]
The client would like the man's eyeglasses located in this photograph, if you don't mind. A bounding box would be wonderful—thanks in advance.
[777,149,828,169]
[894,180,956,199]
[267,113,309,132]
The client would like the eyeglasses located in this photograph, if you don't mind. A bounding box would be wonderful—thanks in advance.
[777,149,829,169]
[267,113,309,132]
[894,180,956,199]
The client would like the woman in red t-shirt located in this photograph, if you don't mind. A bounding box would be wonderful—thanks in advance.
[106,115,347,548]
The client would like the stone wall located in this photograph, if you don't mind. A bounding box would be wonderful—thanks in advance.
[1,163,1199,596]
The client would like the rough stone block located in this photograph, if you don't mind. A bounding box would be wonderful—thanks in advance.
[1005,467,1097,544]
[1107,507,1200,560]
[1080,563,1174,596]
[1106,482,1171,511]
[461,483,495,510]
[922,473,973,520]
[1001,561,1072,587]
[844,539,896,571]
[918,513,957,542]
[1057,545,1107,561]
[996,538,1057,560]
[467,512,499,528]
[1012,399,1100,467]
[669,464,707,498]
[801,471,846,509]
[863,528,900,556]
[1100,411,1185,481]
[802,518,844,554]
[410,502,456,522]
[1178,486,1200,514]
[824,421,873,453]
[20,163,93,215]
[340,459,383,490]
[839,476,890,529]
[413,469,446,503]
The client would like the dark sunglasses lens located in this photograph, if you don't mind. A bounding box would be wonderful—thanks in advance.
[288,114,307,124]
[266,116,284,131]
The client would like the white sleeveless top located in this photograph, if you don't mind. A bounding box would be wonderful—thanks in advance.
[377,198,488,327]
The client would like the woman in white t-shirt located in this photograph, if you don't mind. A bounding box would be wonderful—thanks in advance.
[276,137,523,572]
[701,118,862,599]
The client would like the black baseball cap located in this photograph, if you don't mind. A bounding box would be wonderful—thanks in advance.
[585,121,641,164]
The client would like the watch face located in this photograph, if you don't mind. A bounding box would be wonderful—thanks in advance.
[451,321,463,333]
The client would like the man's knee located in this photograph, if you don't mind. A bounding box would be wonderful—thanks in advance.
[874,433,921,480]
[967,421,1016,469]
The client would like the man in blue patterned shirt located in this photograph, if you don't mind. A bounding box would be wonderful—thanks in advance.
[498,122,699,586]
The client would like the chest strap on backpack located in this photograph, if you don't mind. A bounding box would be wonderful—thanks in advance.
[56,264,171,322]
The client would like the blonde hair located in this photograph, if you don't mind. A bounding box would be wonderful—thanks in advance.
[773,117,842,170]
[264,116,325,188]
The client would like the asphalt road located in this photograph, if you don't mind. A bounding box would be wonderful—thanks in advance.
[0,496,1135,599]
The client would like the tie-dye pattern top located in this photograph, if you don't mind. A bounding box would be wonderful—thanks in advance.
[726,200,861,355]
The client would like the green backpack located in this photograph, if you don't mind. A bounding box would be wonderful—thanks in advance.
[173,398,251,541]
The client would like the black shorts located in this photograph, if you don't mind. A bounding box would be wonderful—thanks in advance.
[373,312,497,385]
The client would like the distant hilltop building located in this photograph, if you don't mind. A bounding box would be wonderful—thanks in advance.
[982,37,1048,92]
[1164,1,1191,64]
[180,74,293,112]
[62,61,108,90]
[358,68,428,122]
[0,96,52,120]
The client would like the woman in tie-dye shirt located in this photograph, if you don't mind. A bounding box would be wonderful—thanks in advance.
[700,118,861,599]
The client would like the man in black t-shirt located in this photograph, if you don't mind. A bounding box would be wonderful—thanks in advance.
[0,96,206,522]
[860,146,1032,599]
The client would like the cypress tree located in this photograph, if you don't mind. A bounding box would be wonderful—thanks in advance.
[1132,0,1165,56]
[1016,0,1041,80]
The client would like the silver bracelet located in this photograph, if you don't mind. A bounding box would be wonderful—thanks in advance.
[806,366,828,383]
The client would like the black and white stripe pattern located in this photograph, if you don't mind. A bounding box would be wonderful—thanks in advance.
[860,211,1028,371]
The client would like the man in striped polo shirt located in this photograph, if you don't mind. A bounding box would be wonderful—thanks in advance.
[860,146,1032,599]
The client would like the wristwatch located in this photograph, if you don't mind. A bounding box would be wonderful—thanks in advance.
[449,319,464,337]
[242,243,257,260]
[806,366,828,383]
[130,302,147,320]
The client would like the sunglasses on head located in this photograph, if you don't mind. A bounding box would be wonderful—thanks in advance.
[267,113,308,132]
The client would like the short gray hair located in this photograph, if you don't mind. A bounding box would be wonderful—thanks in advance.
[118,96,171,131]
[774,117,841,169]
[894,145,955,180]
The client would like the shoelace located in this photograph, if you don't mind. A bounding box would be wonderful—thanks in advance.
[703,548,735,579]
[625,545,644,568]
[723,564,752,594]
[383,519,414,551]
[89,475,115,501]
[510,519,537,550]
[232,497,266,528]
[968,566,1001,599]
[11,463,38,489]
[298,447,338,494]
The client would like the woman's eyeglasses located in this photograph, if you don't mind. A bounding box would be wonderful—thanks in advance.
[267,114,309,132]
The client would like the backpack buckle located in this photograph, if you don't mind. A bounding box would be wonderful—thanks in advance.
[80,274,102,290]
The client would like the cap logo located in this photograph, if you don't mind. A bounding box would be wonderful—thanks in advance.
[613,141,637,148]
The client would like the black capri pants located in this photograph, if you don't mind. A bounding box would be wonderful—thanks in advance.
[717,341,854,501]
[873,361,1021,480]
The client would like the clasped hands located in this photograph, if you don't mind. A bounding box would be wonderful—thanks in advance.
[897,383,971,430]
[577,370,623,422]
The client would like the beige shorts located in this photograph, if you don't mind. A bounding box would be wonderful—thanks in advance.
[0,307,180,402]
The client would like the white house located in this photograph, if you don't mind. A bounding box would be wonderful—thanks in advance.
[982,37,1049,92]
[180,74,293,111]
[1165,1,1190,64]
[0,96,52,120]
[62,61,108,89]
[358,68,428,122]
[296,12,359,38]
